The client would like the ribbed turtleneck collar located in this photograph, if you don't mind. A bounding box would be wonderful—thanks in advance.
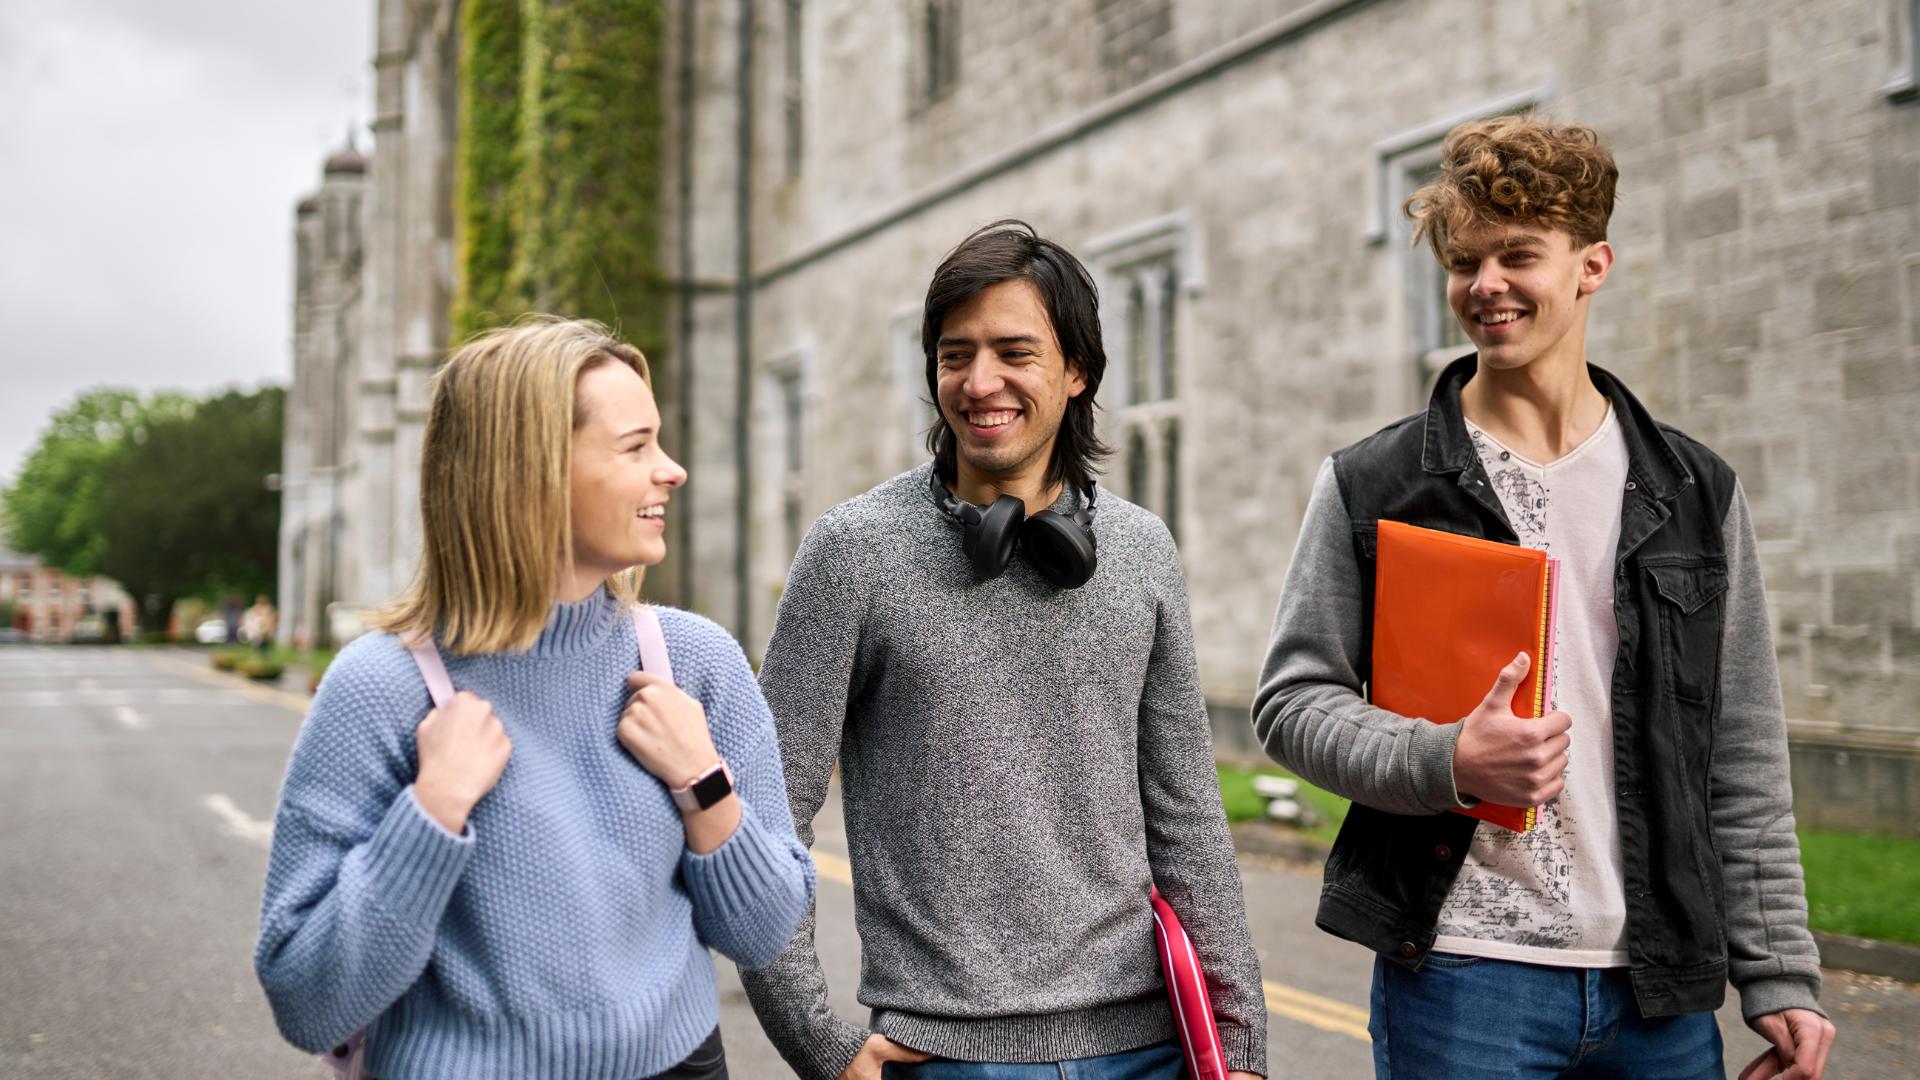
[527,586,620,658]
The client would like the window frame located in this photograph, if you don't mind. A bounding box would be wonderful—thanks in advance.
[1084,212,1203,537]
[1365,89,1553,402]
[1886,0,1920,102]
[888,306,939,472]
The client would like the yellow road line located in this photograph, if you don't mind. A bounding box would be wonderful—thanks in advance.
[1264,979,1371,1041]
[810,849,1370,1041]
[144,652,312,713]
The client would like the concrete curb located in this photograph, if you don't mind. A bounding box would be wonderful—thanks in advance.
[1813,931,1920,984]
[1231,820,1332,866]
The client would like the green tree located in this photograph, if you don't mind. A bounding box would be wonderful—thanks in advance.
[2,389,189,577]
[95,387,285,634]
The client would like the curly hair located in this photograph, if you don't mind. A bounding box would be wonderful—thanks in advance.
[1405,115,1619,259]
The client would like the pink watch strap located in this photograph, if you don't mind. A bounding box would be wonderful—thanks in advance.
[670,760,734,812]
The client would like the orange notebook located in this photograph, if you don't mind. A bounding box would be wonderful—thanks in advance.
[1370,520,1560,832]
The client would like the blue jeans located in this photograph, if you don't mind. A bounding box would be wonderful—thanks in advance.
[1370,953,1724,1079]
[880,1041,1183,1079]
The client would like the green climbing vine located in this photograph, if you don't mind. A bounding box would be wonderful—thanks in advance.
[452,0,667,363]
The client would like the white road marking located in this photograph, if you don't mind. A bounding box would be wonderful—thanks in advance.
[113,706,148,730]
[202,794,274,849]
[0,688,250,706]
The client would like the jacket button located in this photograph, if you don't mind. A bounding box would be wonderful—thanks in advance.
[1625,481,1637,491]
[1435,845,1453,861]
[1399,941,1418,958]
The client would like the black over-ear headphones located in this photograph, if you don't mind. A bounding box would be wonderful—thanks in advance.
[928,468,1098,588]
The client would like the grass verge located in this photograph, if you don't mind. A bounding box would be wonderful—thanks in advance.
[1799,828,1920,946]
[1218,763,1350,846]
[1216,770,1920,948]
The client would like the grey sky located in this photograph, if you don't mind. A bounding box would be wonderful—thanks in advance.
[0,0,372,484]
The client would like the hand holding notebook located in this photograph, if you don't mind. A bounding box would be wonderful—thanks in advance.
[1370,519,1565,832]
[1452,652,1572,810]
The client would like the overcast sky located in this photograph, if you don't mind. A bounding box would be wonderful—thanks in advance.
[0,0,372,484]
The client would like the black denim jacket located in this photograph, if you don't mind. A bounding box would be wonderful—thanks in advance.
[1313,356,1744,1017]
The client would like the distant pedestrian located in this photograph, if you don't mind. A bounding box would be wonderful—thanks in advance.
[255,317,814,1079]
[741,221,1268,1080]
[240,595,277,654]
[1253,116,1833,1080]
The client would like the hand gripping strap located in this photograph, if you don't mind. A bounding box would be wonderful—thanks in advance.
[376,617,669,1080]
[631,604,673,684]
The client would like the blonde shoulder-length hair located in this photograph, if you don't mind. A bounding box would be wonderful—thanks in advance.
[368,316,652,655]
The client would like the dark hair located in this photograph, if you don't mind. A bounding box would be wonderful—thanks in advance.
[922,219,1112,493]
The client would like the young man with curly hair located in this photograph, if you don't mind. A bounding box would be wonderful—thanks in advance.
[1252,116,1835,1079]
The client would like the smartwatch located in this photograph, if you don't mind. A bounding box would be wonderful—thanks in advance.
[670,760,734,812]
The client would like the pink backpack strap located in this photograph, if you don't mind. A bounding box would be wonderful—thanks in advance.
[630,604,673,684]
[405,633,456,709]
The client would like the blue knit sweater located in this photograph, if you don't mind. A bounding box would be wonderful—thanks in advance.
[255,592,815,1080]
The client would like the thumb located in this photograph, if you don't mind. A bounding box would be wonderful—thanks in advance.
[1736,1048,1783,1080]
[1483,652,1531,706]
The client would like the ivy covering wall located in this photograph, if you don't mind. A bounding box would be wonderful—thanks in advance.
[450,0,522,342]
[452,0,667,362]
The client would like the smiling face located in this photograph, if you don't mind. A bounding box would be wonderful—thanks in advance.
[1445,222,1613,373]
[568,361,687,583]
[934,278,1087,489]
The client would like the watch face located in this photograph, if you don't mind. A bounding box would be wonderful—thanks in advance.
[690,767,732,809]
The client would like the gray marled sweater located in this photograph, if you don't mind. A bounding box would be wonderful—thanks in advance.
[740,463,1267,1079]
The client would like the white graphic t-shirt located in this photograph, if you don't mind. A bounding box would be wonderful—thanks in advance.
[1432,405,1632,968]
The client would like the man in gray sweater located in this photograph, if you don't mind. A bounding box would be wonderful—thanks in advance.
[742,220,1267,1080]
[1253,117,1833,1079]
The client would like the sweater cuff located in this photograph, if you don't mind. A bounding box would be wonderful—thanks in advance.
[796,1013,871,1080]
[361,786,475,920]
[1738,974,1826,1022]
[1410,717,1471,812]
[1220,1021,1267,1076]
[680,802,814,955]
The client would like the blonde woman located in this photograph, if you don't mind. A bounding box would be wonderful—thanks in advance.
[255,318,814,1079]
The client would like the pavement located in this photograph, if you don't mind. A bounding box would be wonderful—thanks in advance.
[2,644,1915,1079]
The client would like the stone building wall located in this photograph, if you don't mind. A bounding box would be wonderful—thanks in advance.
[279,149,368,649]
[293,0,1920,823]
[281,0,459,647]
[666,0,1920,783]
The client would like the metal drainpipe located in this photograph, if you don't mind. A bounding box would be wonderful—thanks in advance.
[676,0,697,610]
[733,0,755,638]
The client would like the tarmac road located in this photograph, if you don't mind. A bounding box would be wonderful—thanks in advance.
[3,644,1913,1079]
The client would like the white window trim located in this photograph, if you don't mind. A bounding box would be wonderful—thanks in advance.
[1084,210,1206,293]
[1368,89,1555,409]
[756,346,813,599]
[1885,0,1920,102]
[888,305,936,471]
[1084,213,1198,529]
[1085,210,1203,413]
[1362,84,1556,246]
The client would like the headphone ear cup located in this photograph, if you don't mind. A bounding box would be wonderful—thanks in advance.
[967,495,1025,580]
[1020,510,1098,588]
